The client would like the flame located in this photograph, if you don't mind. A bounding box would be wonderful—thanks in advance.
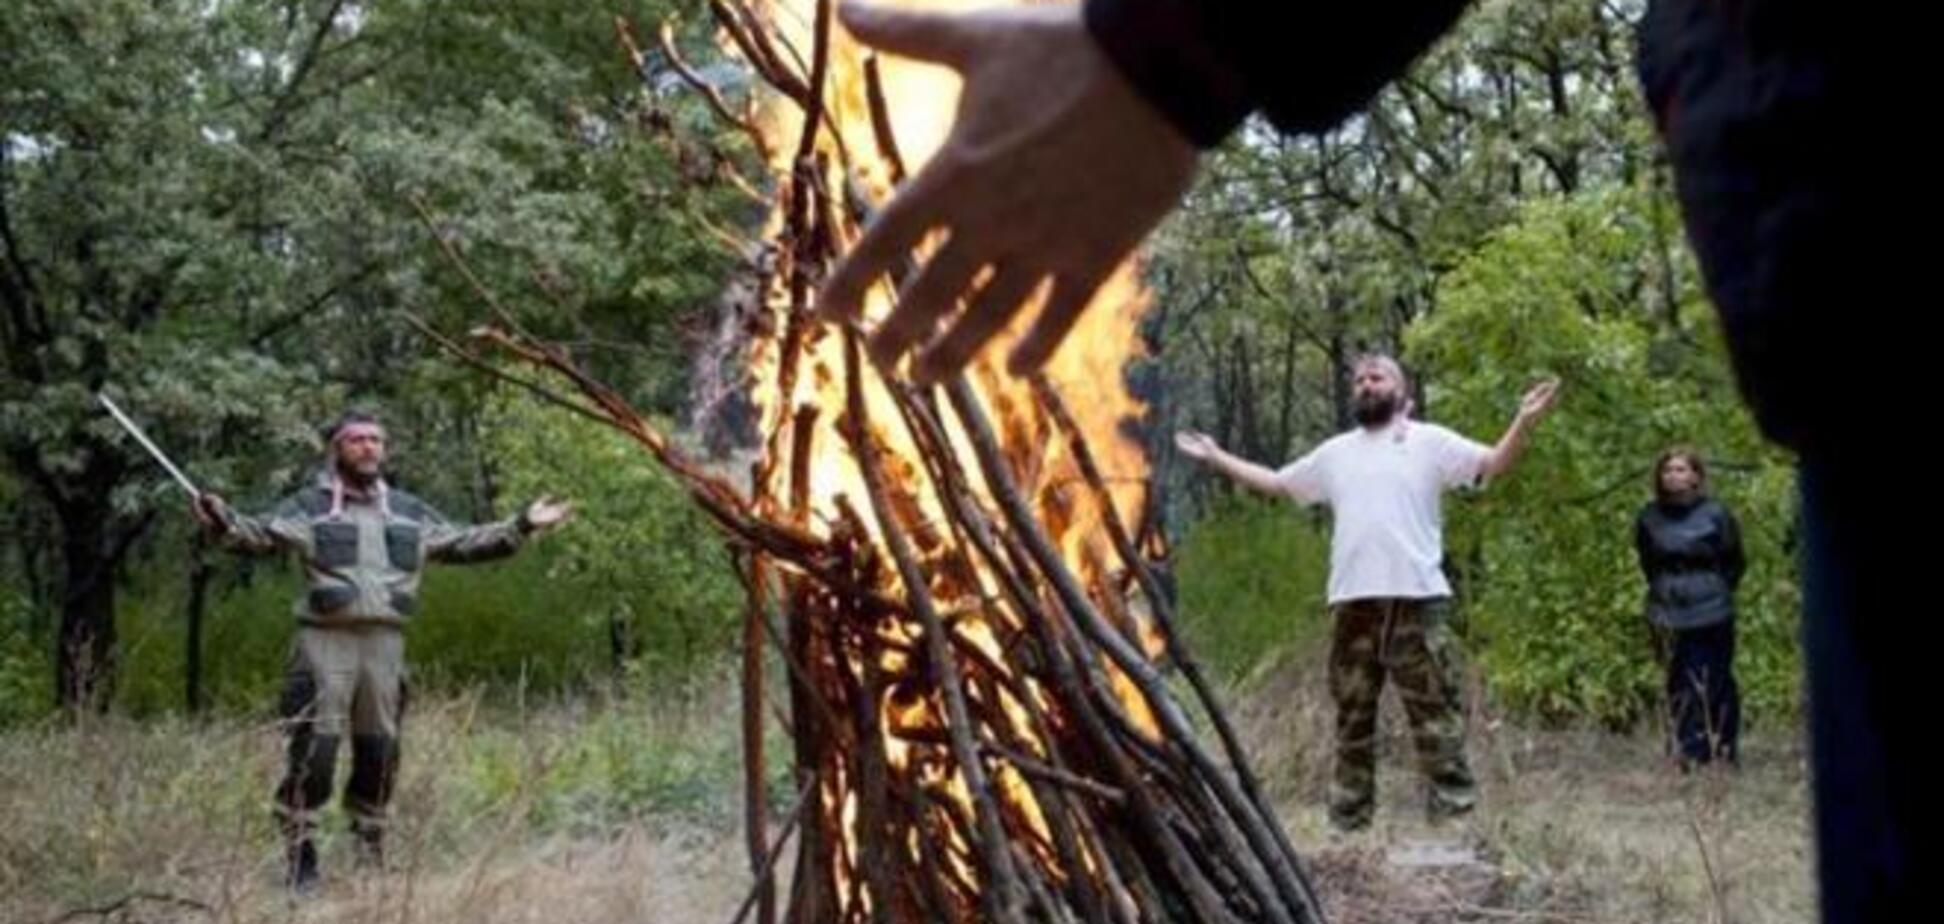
[733,1,1162,915]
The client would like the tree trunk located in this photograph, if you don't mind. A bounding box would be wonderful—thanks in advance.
[1232,333,1261,461]
[1328,327,1352,432]
[185,533,213,714]
[55,495,118,713]
[1274,312,1301,458]
[11,500,55,637]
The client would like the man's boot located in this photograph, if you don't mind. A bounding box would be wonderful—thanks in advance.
[351,819,385,871]
[285,836,321,895]
[346,733,399,873]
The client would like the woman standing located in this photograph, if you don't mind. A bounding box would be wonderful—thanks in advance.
[1635,448,1746,767]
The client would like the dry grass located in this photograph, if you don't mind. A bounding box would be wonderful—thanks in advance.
[3,652,1811,924]
[1234,645,1814,924]
[0,688,769,924]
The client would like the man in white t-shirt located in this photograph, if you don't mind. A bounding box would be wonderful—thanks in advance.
[1177,355,1559,830]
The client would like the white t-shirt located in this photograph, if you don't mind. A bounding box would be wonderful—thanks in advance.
[1276,420,1491,604]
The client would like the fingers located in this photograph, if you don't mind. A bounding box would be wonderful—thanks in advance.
[1007,268,1107,375]
[527,497,576,528]
[819,164,952,324]
[912,264,1043,383]
[1172,431,1214,457]
[1532,377,1561,407]
[839,1,979,68]
[192,493,227,530]
[868,235,984,369]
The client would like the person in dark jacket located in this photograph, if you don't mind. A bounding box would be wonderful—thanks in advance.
[1635,448,1744,767]
[819,3,1904,918]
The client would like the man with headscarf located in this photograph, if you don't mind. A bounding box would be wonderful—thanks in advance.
[192,410,572,892]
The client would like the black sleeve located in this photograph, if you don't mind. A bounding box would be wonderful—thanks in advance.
[1634,509,1657,582]
[1717,504,1747,591]
[1083,0,1475,148]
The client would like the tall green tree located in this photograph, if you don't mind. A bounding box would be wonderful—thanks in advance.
[1149,0,1659,477]
[1409,188,1797,723]
[1,0,752,710]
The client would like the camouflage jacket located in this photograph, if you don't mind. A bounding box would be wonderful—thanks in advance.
[216,474,529,627]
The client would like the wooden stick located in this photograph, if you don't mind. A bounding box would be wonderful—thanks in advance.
[945,378,1309,924]
[891,384,1235,922]
[1033,374,1325,911]
[842,331,1029,923]
[651,19,775,164]
[979,740,1125,806]
[741,553,775,924]
[725,775,817,924]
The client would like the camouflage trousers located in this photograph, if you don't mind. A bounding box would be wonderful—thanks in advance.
[274,625,407,854]
[1327,597,1475,830]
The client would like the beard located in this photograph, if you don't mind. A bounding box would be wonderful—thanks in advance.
[337,457,383,487]
[1352,391,1400,427]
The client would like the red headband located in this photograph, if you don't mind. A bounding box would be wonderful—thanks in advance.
[331,422,385,448]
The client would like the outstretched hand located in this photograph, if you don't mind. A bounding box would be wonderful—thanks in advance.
[818,1,1199,383]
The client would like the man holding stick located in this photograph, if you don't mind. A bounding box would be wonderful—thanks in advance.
[191,410,571,891]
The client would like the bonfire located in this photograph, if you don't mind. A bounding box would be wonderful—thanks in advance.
[416,2,1325,921]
